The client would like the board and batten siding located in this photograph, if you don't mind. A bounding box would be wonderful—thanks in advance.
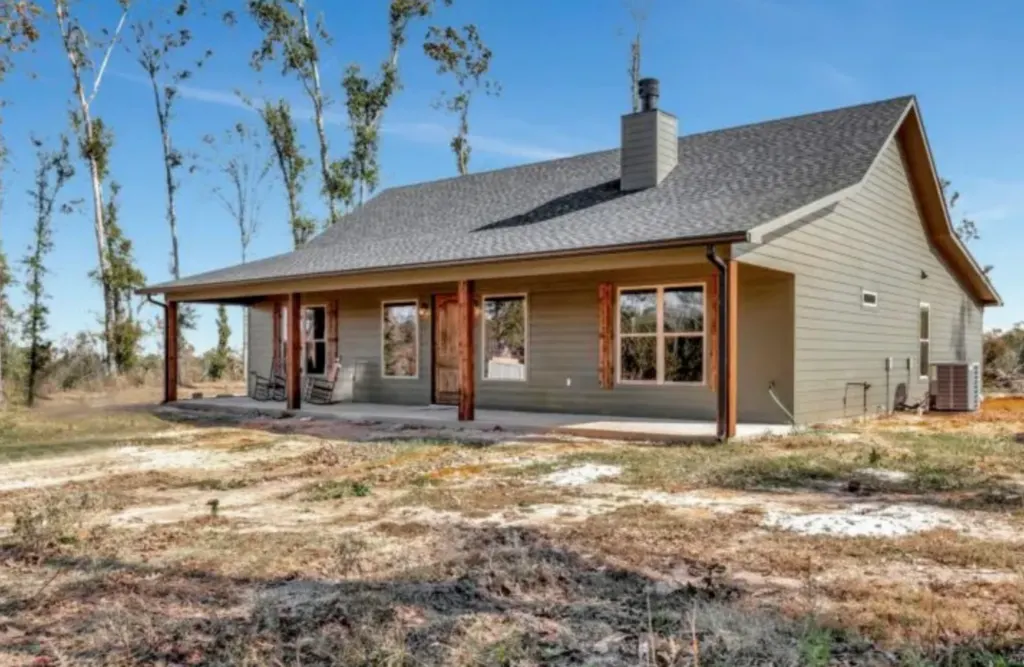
[244,263,795,423]
[737,137,983,425]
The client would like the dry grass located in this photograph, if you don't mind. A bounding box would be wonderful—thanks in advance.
[3,388,1024,664]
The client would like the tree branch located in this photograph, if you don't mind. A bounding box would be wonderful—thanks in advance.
[89,5,129,106]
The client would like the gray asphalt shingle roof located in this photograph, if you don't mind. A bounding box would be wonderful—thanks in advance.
[148,95,912,292]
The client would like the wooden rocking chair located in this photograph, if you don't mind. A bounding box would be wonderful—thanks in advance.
[250,356,286,401]
[304,358,341,405]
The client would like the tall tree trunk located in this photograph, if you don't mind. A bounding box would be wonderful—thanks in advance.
[78,101,116,376]
[158,121,180,280]
[297,0,335,224]
[286,186,301,247]
[241,243,248,385]
[0,294,5,408]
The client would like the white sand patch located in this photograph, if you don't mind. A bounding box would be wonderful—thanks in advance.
[114,445,222,470]
[542,464,622,486]
[0,437,317,492]
[856,468,910,483]
[762,503,962,538]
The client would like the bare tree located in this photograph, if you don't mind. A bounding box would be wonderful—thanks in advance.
[942,178,991,273]
[54,0,129,375]
[207,121,271,375]
[259,99,314,248]
[0,0,42,404]
[423,24,498,175]
[623,0,651,112]
[248,0,350,223]
[131,1,218,371]
[23,135,75,406]
[342,0,444,205]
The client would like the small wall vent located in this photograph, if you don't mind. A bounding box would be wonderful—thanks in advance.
[930,362,981,412]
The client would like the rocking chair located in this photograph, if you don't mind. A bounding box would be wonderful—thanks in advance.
[304,358,341,405]
[250,356,286,401]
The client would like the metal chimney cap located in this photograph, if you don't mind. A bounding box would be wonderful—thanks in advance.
[638,77,660,112]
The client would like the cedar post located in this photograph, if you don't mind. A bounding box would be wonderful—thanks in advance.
[164,300,178,403]
[705,276,719,389]
[286,292,302,410]
[326,299,339,364]
[272,302,282,362]
[726,260,739,438]
[598,283,614,389]
[457,280,475,421]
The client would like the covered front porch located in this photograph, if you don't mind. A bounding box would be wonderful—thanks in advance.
[156,244,795,440]
[175,395,793,441]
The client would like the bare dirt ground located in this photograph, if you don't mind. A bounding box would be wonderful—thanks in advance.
[2,395,1024,665]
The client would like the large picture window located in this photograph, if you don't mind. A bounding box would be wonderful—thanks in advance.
[482,295,527,381]
[919,302,930,378]
[279,305,327,374]
[382,301,418,378]
[618,285,705,384]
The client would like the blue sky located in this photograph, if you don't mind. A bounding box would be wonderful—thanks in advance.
[1,0,1021,352]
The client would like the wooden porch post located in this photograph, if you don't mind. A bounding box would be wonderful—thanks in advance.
[164,300,178,403]
[457,280,475,421]
[286,292,302,410]
[726,260,739,439]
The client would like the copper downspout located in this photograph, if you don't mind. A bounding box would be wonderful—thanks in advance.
[706,245,730,441]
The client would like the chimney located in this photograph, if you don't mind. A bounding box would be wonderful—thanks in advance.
[620,77,678,191]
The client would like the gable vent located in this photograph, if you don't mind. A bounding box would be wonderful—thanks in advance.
[620,77,678,191]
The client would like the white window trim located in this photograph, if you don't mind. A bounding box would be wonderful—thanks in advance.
[480,293,529,383]
[919,302,931,379]
[861,289,878,308]
[381,299,420,380]
[280,302,328,376]
[615,283,707,387]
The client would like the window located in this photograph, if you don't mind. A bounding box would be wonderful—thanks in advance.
[303,306,327,375]
[618,285,705,384]
[862,290,878,308]
[382,301,418,378]
[919,303,930,378]
[482,295,527,381]
[279,305,328,374]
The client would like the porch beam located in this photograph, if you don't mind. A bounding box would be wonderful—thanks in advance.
[286,292,302,410]
[163,300,178,403]
[457,279,475,421]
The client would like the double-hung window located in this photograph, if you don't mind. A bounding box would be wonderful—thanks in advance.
[482,295,527,381]
[382,301,419,378]
[280,305,327,374]
[303,307,327,375]
[618,285,705,384]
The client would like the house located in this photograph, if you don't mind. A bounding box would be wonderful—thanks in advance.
[140,80,1001,438]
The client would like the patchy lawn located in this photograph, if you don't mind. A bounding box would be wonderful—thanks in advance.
[1,397,1024,665]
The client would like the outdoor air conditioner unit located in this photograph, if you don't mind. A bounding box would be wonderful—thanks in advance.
[930,362,981,412]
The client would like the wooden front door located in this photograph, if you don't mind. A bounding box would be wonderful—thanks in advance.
[433,294,460,404]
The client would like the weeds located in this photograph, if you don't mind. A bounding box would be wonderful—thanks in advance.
[8,490,94,560]
[302,479,373,501]
[798,626,833,667]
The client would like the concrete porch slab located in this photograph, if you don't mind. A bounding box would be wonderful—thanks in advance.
[172,396,792,442]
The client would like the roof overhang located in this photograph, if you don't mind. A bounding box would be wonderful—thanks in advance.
[746,97,1000,307]
[896,100,1001,306]
[139,233,750,302]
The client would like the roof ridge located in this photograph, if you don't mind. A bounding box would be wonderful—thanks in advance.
[681,94,915,140]
[378,95,916,196]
